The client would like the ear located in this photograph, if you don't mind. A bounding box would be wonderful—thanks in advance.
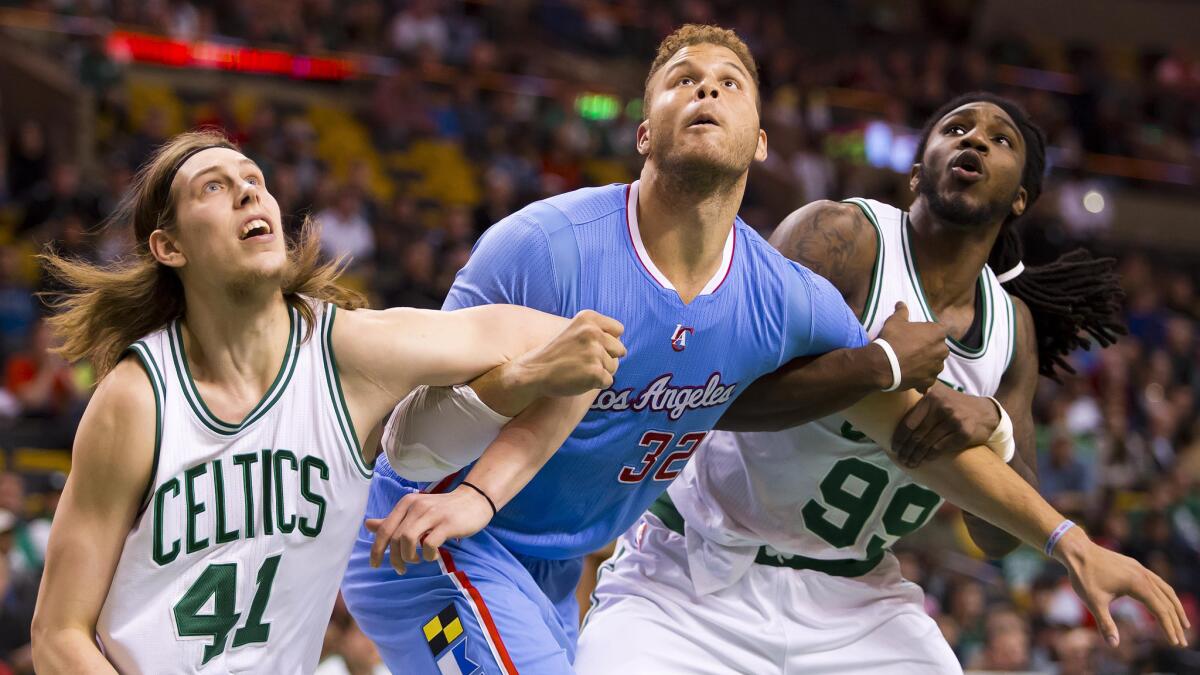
[1010,186,1028,218]
[636,120,651,157]
[908,164,922,194]
[148,229,187,269]
[753,128,768,162]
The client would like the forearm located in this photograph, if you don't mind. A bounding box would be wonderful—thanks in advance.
[718,346,889,432]
[844,392,1067,549]
[32,627,118,674]
[458,392,593,508]
[467,360,541,417]
[961,452,1036,557]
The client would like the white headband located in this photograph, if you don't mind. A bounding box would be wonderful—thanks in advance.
[996,261,1025,284]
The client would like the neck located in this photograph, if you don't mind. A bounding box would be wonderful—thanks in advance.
[179,281,291,389]
[907,198,1003,313]
[636,163,744,303]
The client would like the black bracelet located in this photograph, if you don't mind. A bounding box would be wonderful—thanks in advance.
[459,480,498,516]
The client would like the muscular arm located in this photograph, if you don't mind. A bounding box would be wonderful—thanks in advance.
[849,390,1188,648]
[962,297,1039,557]
[334,305,621,440]
[31,358,156,674]
[718,201,879,430]
[719,201,951,431]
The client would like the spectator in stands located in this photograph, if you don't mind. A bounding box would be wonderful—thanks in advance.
[0,248,35,361]
[1039,432,1096,516]
[315,188,376,269]
[3,320,82,420]
[0,509,37,675]
[968,606,1033,672]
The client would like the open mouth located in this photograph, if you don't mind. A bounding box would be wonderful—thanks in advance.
[688,114,720,128]
[950,151,984,181]
[239,217,273,241]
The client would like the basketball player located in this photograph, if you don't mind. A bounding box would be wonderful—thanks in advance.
[340,26,1185,675]
[573,94,1189,673]
[28,132,627,674]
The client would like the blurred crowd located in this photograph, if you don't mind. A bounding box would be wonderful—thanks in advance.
[0,1,1199,673]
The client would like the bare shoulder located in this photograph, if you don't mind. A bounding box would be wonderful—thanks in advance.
[1009,295,1038,366]
[769,200,878,310]
[72,356,158,492]
[90,356,158,428]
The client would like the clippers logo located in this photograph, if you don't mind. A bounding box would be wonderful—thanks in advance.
[670,324,694,352]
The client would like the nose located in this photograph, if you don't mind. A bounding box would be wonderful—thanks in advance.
[236,180,260,208]
[696,87,719,100]
[958,128,989,153]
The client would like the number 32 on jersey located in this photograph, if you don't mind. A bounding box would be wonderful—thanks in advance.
[618,431,708,483]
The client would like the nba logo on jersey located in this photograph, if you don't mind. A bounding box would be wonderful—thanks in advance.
[423,605,480,675]
[670,324,694,352]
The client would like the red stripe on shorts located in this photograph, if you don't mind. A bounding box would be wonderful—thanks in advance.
[440,547,519,675]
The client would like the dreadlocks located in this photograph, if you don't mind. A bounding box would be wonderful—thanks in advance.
[915,92,1126,381]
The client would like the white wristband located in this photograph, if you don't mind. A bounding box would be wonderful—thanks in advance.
[985,396,1016,463]
[873,338,902,392]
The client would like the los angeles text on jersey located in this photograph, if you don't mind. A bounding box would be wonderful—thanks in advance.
[590,372,738,420]
[148,448,329,566]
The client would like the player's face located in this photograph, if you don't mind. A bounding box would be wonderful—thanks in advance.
[638,44,767,183]
[912,102,1028,228]
[158,147,288,292]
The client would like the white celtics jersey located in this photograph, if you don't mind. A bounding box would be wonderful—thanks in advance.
[96,300,372,674]
[671,198,1016,576]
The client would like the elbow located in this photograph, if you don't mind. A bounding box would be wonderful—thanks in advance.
[30,610,79,674]
[30,613,56,672]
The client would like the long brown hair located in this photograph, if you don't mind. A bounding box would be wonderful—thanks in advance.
[40,130,367,378]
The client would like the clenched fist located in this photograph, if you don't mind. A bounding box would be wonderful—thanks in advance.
[513,310,626,397]
[877,302,949,393]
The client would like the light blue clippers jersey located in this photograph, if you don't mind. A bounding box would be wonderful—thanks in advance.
[431,181,866,559]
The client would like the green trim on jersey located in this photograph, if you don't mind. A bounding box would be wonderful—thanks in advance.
[320,305,371,480]
[1002,286,1017,371]
[900,213,994,360]
[167,307,301,436]
[126,341,166,514]
[841,198,886,328]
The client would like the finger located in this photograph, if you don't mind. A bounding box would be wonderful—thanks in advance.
[601,353,619,375]
[1086,593,1120,648]
[1147,575,1187,646]
[398,511,435,564]
[422,529,449,561]
[893,301,908,323]
[590,312,625,338]
[1140,576,1185,647]
[369,501,411,568]
[389,533,407,575]
[892,397,931,462]
[909,425,960,468]
[903,401,948,461]
[602,333,627,358]
[1150,571,1189,632]
[365,518,383,533]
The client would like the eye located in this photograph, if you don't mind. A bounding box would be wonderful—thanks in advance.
[677,77,695,86]
[994,135,1012,147]
[246,175,261,186]
[204,182,223,193]
[722,79,740,89]
[945,124,966,135]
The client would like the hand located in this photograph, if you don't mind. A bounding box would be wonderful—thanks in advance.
[877,302,949,393]
[891,385,999,467]
[364,486,495,574]
[512,309,626,397]
[1057,530,1190,648]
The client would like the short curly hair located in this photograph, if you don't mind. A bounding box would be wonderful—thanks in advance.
[643,24,760,119]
